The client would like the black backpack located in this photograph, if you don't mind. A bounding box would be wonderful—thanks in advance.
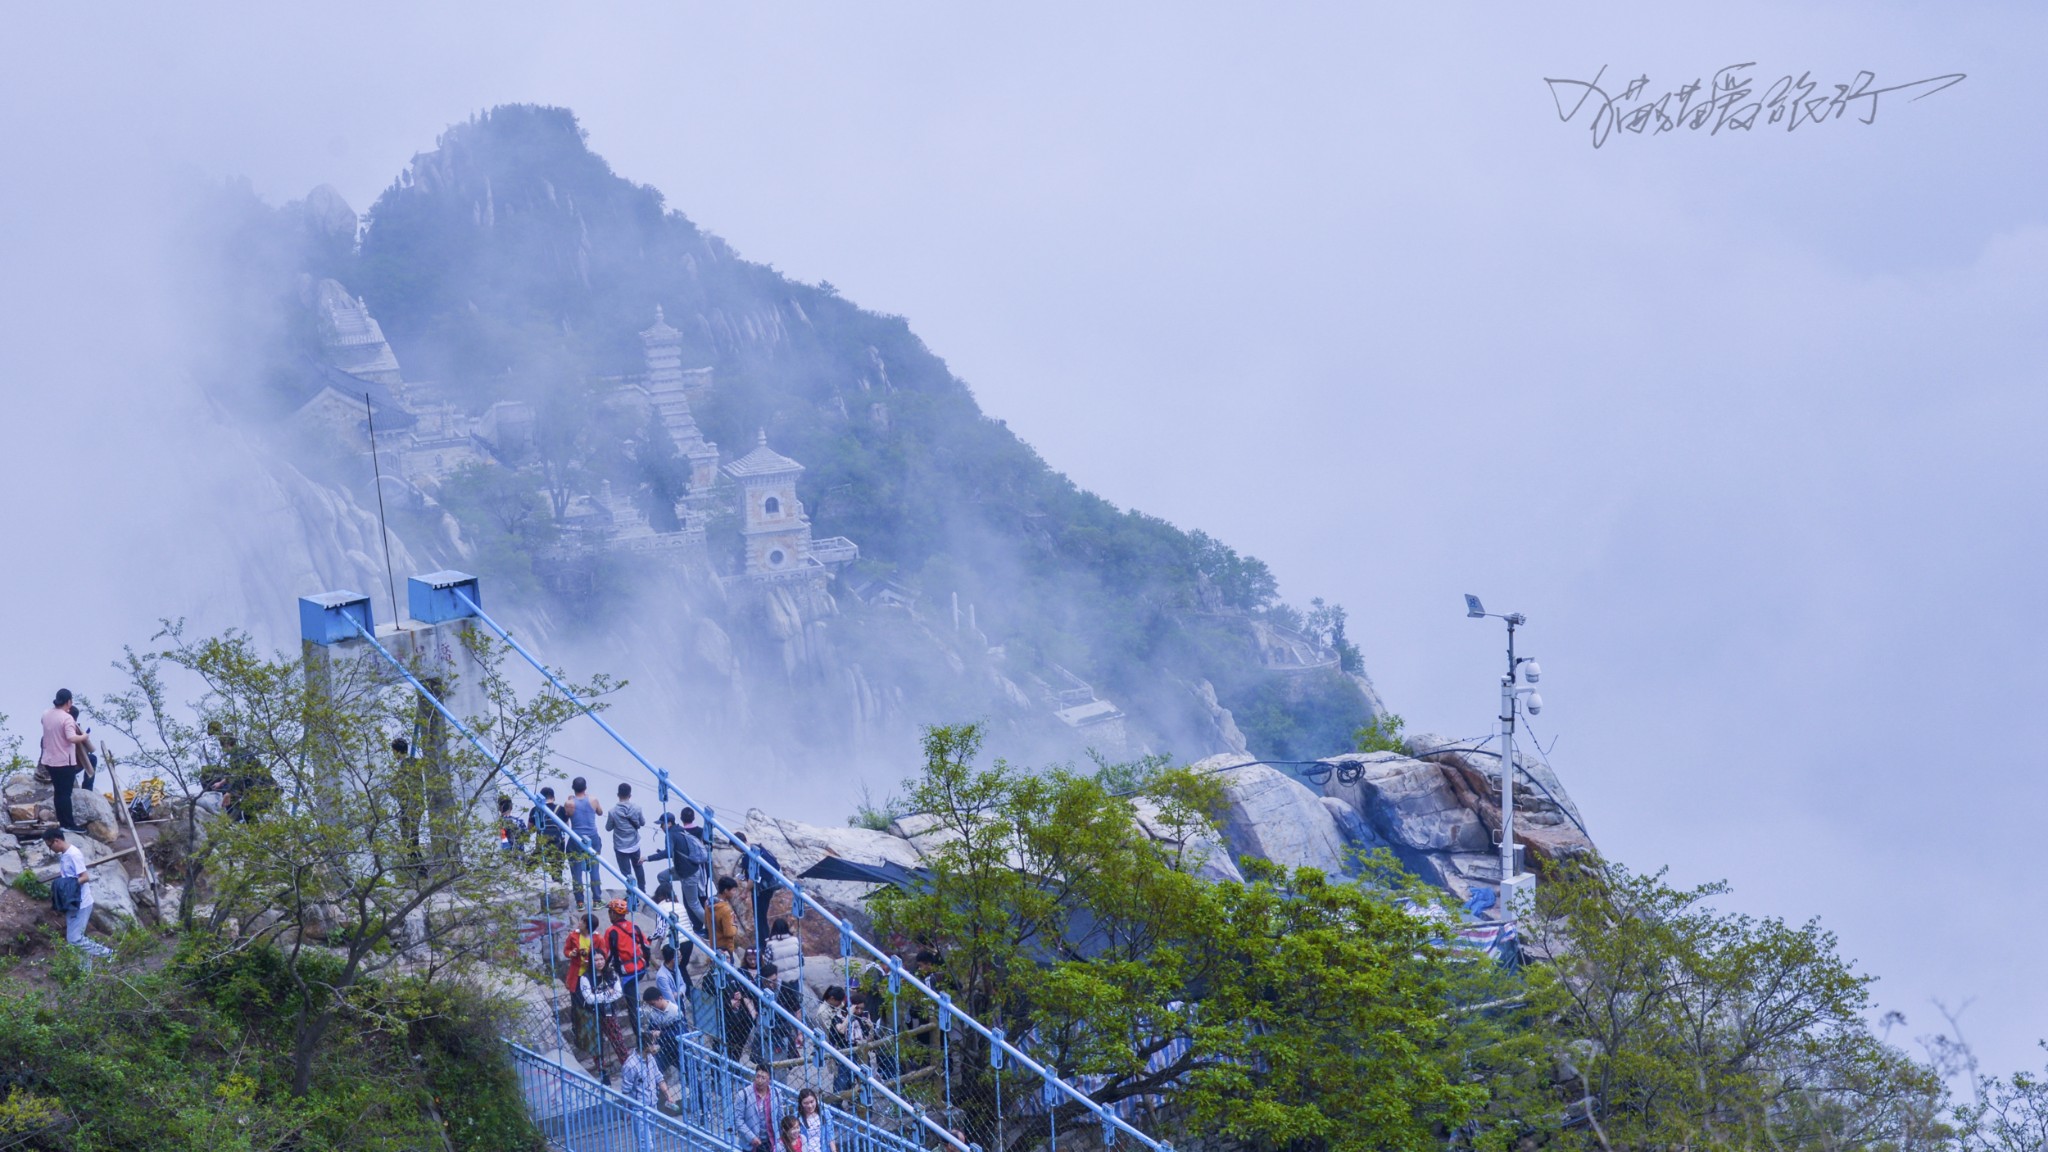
[672,825,708,875]
[531,803,566,847]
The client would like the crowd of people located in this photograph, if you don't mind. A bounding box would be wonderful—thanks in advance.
[516,772,943,1152]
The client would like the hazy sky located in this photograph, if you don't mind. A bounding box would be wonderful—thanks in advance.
[4,3,2044,1072]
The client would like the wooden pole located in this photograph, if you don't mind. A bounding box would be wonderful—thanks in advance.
[33,843,140,883]
[98,745,160,904]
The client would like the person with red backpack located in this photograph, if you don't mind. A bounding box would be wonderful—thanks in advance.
[599,898,653,1042]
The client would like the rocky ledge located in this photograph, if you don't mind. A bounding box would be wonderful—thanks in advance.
[0,771,161,935]
[736,732,1595,937]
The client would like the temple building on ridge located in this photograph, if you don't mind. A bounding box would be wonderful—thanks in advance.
[290,290,857,590]
[312,278,403,387]
[635,307,723,496]
[722,431,859,581]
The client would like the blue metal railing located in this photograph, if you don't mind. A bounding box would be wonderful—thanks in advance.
[447,587,1167,1152]
[329,612,977,1152]
[509,1040,726,1152]
[508,1027,955,1152]
[668,1030,932,1152]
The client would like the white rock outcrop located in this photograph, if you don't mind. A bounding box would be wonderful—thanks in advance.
[1132,796,1243,883]
[1184,679,1249,757]
[2,775,46,804]
[740,809,927,915]
[886,812,960,860]
[1319,795,1385,858]
[90,868,138,933]
[1197,755,1351,878]
[70,789,121,842]
[1321,751,1491,854]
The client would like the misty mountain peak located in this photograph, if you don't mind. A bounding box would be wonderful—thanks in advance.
[215,103,1382,775]
[300,184,357,241]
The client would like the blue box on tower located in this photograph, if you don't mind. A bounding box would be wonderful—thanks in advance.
[407,571,481,625]
[299,591,373,646]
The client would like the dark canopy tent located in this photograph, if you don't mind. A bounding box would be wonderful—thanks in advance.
[797,856,1129,963]
[798,856,932,889]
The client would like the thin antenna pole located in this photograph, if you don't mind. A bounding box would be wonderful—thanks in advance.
[365,393,402,626]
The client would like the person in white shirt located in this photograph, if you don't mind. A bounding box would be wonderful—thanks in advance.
[793,1088,835,1152]
[654,942,688,1005]
[765,917,803,988]
[619,1032,666,1152]
[43,829,113,959]
[580,948,631,1084]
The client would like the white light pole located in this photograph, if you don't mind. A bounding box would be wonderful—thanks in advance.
[1465,594,1542,915]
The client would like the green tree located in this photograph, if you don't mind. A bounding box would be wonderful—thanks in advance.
[1355,711,1407,754]
[103,624,590,1098]
[1525,862,1952,1150]
[1306,597,1363,673]
[0,937,543,1151]
[92,630,217,929]
[436,462,558,592]
[872,724,1541,1152]
[0,709,27,777]
[1177,858,1511,1151]
[532,376,601,521]
[1233,668,1373,760]
[1956,1044,2048,1152]
[440,461,553,545]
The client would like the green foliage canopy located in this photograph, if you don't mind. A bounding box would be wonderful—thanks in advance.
[0,938,542,1152]
[865,723,1986,1152]
[1526,863,1954,1150]
[95,623,592,1098]
[871,725,1534,1152]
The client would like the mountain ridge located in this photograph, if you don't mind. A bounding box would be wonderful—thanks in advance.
[211,102,1380,785]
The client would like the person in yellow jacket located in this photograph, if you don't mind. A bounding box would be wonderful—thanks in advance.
[563,912,598,996]
[711,875,750,960]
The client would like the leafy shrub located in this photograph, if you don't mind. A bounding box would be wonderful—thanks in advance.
[0,934,542,1151]
[0,1084,65,1139]
[847,782,904,832]
[1353,712,1406,755]
[10,872,48,903]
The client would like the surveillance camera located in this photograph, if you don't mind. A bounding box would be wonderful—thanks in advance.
[1521,660,1541,684]
[1525,693,1543,716]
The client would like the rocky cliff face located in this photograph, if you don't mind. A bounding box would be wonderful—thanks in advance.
[726,729,1595,949]
[1305,733,1593,903]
